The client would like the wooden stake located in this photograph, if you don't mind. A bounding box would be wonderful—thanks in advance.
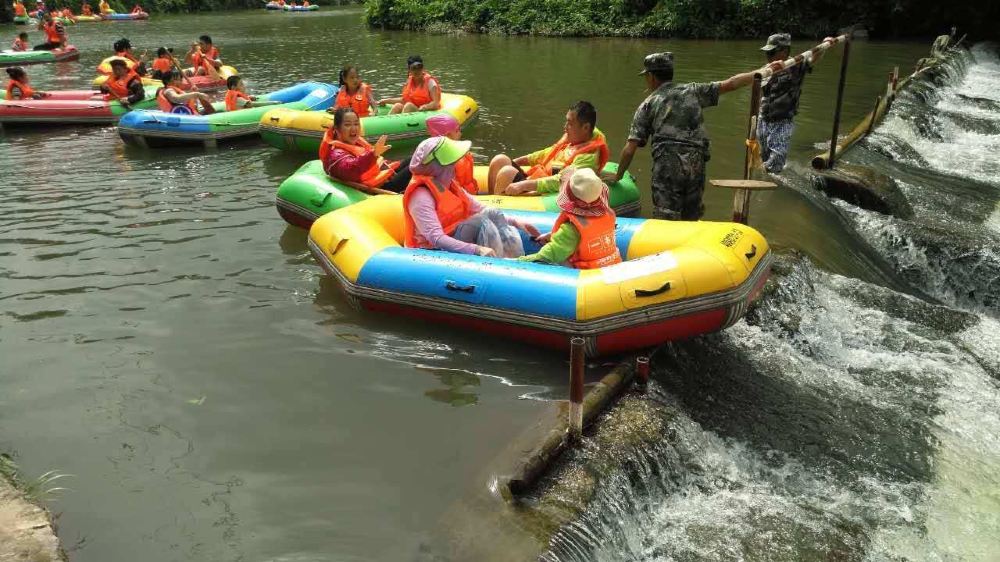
[568,337,585,439]
[828,38,852,169]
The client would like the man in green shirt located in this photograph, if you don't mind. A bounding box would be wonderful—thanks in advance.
[489,101,609,196]
[610,52,756,220]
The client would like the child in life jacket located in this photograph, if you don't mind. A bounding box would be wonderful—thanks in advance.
[5,67,46,100]
[518,167,622,269]
[149,47,174,80]
[11,32,30,52]
[224,75,255,111]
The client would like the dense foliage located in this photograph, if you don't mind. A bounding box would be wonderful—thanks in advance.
[363,0,1000,40]
[0,0,359,20]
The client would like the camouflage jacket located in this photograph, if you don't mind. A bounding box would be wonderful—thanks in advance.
[760,62,810,122]
[627,81,720,155]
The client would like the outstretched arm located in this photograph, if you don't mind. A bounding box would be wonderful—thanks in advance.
[718,71,756,94]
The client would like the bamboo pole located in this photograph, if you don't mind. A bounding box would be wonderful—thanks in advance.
[827,38,852,169]
[732,73,764,224]
[750,34,849,82]
[568,337,585,440]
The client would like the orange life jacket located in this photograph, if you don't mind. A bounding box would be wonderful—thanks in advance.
[527,130,610,179]
[335,83,373,117]
[454,152,477,194]
[403,174,474,249]
[552,211,621,269]
[14,2,26,15]
[11,38,28,51]
[105,70,139,99]
[321,134,400,188]
[151,57,173,74]
[5,79,35,100]
[43,20,62,44]
[192,46,219,72]
[401,72,437,108]
[131,5,142,13]
[156,85,197,112]
[224,89,250,111]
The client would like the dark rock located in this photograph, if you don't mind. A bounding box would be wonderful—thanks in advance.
[811,163,914,219]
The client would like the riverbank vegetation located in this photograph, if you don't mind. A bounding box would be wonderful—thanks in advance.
[363,0,999,40]
[0,0,361,21]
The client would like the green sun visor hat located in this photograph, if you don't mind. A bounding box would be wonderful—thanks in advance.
[421,137,472,166]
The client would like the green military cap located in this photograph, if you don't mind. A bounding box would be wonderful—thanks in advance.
[761,33,792,52]
[639,52,674,75]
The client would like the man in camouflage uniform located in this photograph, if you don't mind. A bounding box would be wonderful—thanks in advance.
[610,53,755,220]
[757,33,833,173]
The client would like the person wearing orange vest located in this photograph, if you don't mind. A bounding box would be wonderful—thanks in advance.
[404,136,539,257]
[100,59,145,108]
[98,0,112,14]
[113,38,147,76]
[518,167,621,269]
[224,75,256,111]
[377,55,441,115]
[61,7,74,19]
[488,101,609,196]
[150,47,174,80]
[425,113,477,194]
[81,2,93,15]
[156,70,214,114]
[329,65,377,118]
[11,32,30,52]
[184,35,221,78]
[5,67,45,100]
[320,107,412,193]
[130,4,143,13]
[13,0,27,16]
[33,11,65,50]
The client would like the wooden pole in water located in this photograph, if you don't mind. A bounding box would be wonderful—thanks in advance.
[827,38,852,169]
[635,356,650,392]
[568,337,585,439]
[733,73,764,224]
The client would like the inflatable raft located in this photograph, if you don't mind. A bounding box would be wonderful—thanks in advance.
[92,60,237,93]
[275,160,641,229]
[118,81,338,147]
[102,11,148,20]
[259,93,478,153]
[13,15,31,24]
[0,85,159,125]
[75,14,103,21]
[307,196,772,356]
[283,4,318,10]
[0,46,79,67]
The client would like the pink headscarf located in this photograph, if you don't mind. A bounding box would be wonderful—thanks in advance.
[425,114,459,137]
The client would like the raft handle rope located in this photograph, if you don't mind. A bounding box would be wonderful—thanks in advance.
[634,280,671,298]
[445,281,476,294]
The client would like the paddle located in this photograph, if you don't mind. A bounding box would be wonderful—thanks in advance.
[167,52,196,90]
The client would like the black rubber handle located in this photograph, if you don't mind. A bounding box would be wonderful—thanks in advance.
[634,281,671,298]
[445,281,475,293]
[406,122,420,127]
[745,244,757,260]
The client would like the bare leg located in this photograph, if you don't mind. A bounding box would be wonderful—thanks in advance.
[494,165,520,195]
[389,103,404,115]
[401,102,420,113]
[488,154,512,194]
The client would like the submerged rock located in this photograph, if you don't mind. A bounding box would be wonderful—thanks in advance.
[811,163,914,219]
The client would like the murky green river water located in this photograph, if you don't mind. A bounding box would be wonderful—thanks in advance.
[2,8,996,561]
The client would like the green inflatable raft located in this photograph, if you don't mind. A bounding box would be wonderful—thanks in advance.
[276,160,641,229]
[259,92,479,154]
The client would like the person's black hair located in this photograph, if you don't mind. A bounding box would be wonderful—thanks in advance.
[226,75,241,89]
[406,54,423,68]
[650,68,673,82]
[6,67,27,81]
[199,35,212,45]
[156,46,171,57]
[332,106,358,129]
[338,64,358,87]
[160,69,176,85]
[18,32,28,40]
[569,100,597,131]
[108,58,128,68]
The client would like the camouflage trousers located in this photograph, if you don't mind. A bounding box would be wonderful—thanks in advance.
[649,144,707,221]
[757,117,795,173]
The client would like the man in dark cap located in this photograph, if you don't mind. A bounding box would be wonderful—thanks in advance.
[757,32,833,173]
[609,52,756,220]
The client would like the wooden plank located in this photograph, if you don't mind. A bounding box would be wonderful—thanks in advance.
[710,179,777,191]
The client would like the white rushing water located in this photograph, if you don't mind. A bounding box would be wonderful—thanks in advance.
[542,43,1000,562]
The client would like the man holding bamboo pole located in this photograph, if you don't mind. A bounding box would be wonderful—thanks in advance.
[608,53,756,220]
[758,33,835,173]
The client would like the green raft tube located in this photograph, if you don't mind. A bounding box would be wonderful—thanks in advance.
[276,160,641,229]
[117,81,338,148]
[259,92,478,154]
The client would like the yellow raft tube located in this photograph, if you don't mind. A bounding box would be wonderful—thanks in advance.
[308,196,772,356]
